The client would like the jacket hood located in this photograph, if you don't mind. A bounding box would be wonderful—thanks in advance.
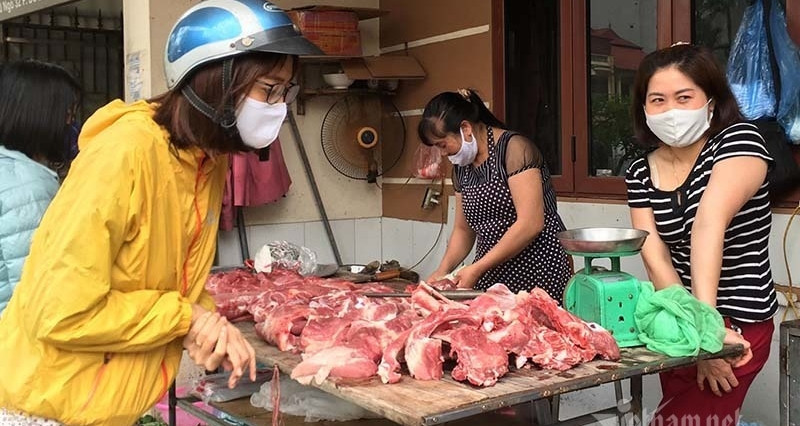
[78,100,155,151]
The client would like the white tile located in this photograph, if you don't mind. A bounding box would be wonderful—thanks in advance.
[741,337,779,425]
[331,220,356,265]
[769,212,800,287]
[216,229,244,266]
[381,218,414,267]
[411,220,448,279]
[354,218,382,265]
[299,219,355,266]
[437,196,475,271]
[302,221,333,266]
[247,223,305,256]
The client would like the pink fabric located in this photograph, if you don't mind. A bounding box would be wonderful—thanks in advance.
[220,138,291,231]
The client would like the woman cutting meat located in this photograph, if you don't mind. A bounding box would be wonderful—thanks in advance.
[421,89,571,300]
[0,1,322,424]
[625,44,776,425]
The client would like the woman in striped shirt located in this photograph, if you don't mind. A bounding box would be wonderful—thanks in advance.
[625,44,777,425]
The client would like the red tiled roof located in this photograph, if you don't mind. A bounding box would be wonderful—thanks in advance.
[590,27,646,71]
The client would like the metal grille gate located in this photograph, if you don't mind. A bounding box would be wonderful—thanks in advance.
[0,7,123,121]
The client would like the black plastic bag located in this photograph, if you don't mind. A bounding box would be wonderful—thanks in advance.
[752,119,800,198]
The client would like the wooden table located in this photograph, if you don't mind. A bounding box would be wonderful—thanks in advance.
[171,322,742,426]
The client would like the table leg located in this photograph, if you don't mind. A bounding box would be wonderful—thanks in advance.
[531,397,558,425]
[614,381,625,426]
[613,377,643,426]
[630,376,643,426]
[168,382,177,426]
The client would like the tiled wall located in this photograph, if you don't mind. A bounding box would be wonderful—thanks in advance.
[216,196,474,275]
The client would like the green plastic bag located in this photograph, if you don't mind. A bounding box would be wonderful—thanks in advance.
[634,282,725,357]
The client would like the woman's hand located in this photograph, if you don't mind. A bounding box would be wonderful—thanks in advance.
[697,358,739,397]
[183,311,229,372]
[453,264,482,289]
[426,268,449,283]
[722,327,752,368]
[220,322,257,388]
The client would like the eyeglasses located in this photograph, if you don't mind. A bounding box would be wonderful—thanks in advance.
[255,81,300,104]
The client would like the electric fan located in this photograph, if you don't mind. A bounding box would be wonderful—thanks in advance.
[320,93,405,182]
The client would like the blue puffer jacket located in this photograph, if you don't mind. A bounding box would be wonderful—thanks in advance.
[0,146,59,315]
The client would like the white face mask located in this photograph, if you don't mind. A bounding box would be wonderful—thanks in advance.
[235,97,287,149]
[644,100,713,148]
[448,128,478,166]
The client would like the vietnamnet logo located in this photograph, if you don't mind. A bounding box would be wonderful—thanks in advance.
[586,396,743,426]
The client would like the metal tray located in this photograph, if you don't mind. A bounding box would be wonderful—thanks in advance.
[209,265,250,274]
[209,263,338,278]
[556,227,648,254]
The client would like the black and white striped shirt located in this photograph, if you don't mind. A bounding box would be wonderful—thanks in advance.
[626,122,778,323]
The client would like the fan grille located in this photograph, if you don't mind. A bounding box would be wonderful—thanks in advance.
[321,94,405,180]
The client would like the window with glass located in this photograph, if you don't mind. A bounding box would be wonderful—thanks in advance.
[503,1,562,176]
[499,0,798,201]
[587,1,657,178]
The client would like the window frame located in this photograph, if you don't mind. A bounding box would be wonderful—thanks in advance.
[493,0,800,205]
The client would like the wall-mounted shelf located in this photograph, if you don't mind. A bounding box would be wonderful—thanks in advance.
[303,88,395,96]
[295,55,425,115]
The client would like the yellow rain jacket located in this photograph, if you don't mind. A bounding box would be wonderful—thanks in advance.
[0,100,228,425]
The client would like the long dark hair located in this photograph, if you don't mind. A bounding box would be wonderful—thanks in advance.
[418,89,506,145]
[151,52,296,154]
[632,44,743,147]
[0,59,81,164]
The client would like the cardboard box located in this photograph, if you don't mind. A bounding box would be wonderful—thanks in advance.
[303,29,362,57]
[288,9,359,32]
[288,6,386,22]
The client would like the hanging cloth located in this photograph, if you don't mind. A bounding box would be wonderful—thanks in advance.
[220,137,292,231]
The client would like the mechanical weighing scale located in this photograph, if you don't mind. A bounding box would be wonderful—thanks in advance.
[556,227,650,348]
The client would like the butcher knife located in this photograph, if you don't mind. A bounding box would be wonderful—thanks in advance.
[363,290,484,300]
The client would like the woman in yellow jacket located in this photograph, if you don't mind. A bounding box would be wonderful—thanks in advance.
[0,1,323,424]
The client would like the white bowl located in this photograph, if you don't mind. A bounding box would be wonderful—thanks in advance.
[323,73,354,89]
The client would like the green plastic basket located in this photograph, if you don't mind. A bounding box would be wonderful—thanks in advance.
[563,255,645,347]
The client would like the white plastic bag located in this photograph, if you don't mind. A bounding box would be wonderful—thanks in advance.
[413,145,443,179]
[253,241,317,276]
[250,374,379,422]
[190,370,272,403]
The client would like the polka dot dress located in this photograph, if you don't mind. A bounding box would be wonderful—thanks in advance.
[456,127,571,301]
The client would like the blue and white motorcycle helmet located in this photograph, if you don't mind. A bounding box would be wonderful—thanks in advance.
[164,0,323,90]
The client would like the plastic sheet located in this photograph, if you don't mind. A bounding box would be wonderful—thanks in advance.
[414,145,443,179]
[768,0,800,142]
[250,374,380,422]
[727,0,777,120]
[253,241,318,276]
[190,370,273,403]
